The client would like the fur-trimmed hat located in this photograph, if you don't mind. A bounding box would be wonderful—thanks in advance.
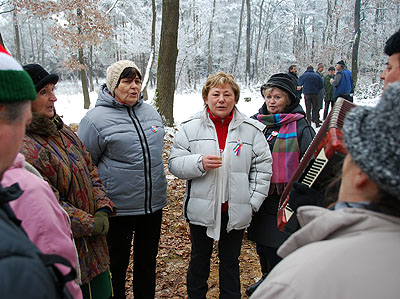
[0,45,36,102]
[106,60,142,95]
[343,81,400,199]
[23,64,59,92]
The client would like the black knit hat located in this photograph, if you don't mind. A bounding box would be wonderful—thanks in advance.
[343,81,400,199]
[384,29,400,56]
[328,66,335,71]
[261,73,299,112]
[23,64,59,92]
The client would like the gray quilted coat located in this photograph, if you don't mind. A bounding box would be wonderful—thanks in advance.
[78,84,167,216]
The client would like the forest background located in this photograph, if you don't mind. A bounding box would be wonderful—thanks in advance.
[0,0,399,124]
[1,1,399,297]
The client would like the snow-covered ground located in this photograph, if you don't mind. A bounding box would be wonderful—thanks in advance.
[55,80,380,128]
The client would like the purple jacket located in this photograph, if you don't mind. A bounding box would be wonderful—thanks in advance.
[1,153,82,299]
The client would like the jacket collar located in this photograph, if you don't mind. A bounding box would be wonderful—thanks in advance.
[96,83,143,110]
[277,206,400,259]
[26,113,63,137]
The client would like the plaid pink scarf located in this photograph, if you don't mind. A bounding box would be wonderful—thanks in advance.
[257,113,303,194]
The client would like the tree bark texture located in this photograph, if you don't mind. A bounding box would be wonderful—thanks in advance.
[351,0,361,89]
[156,0,179,126]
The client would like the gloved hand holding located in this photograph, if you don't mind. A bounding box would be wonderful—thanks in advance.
[93,211,109,236]
[288,182,323,212]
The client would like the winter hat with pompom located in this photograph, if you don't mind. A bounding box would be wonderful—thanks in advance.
[106,60,142,95]
[343,81,400,199]
[0,45,36,102]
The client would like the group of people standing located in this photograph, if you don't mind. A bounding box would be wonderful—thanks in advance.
[289,60,353,128]
[0,52,166,299]
[1,28,400,299]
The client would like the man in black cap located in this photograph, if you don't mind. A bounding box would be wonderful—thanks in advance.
[330,60,354,102]
[381,29,400,90]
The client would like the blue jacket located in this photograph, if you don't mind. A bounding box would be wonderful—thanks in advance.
[297,69,324,95]
[78,84,168,216]
[333,69,353,98]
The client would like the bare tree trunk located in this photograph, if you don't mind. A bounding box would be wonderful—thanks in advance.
[193,0,199,89]
[13,9,21,62]
[254,0,265,82]
[28,21,35,62]
[40,20,45,65]
[156,0,179,126]
[89,45,94,92]
[77,8,90,109]
[79,48,90,109]
[233,0,245,76]
[246,0,251,84]
[351,0,361,89]
[0,33,5,48]
[142,0,157,101]
[207,0,216,75]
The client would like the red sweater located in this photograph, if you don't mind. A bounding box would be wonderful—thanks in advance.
[208,109,233,213]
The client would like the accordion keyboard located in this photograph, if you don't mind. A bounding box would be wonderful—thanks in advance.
[301,148,328,187]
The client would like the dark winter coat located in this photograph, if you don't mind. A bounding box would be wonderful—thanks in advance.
[324,74,334,102]
[77,84,168,216]
[287,72,302,100]
[297,69,324,95]
[317,71,325,110]
[22,113,116,284]
[247,103,315,248]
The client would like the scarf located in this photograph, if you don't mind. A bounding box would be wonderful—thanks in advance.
[257,113,303,194]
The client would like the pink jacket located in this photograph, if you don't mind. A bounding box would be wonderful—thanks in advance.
[1,153,82,299]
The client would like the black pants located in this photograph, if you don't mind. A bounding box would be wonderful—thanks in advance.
[304,94,320,126]
[187,212,245,299]
[255,243,282,275]
[323,100,336,120]
[107,210,162,299]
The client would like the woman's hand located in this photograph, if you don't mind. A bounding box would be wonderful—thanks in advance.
[202,155,222,170]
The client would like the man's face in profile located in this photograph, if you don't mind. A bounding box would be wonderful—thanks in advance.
[381,52,400,90]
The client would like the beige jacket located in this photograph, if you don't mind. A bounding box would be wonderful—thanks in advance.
[251,205,400,299]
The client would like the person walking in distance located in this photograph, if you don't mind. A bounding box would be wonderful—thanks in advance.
[297,66,324,127]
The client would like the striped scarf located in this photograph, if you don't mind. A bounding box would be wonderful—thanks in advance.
[257,113,303,194]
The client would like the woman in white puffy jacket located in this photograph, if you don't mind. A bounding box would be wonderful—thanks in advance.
[168,72,272,299]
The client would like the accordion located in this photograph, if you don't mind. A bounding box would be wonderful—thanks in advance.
[277,98,356,233]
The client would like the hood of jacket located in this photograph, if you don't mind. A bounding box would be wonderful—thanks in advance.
[278,205,400,259]
[96,83,144,110]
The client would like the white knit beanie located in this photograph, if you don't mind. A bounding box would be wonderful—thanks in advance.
[106,60,142,95]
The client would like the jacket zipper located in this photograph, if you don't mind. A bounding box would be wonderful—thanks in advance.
[127,107,153,214]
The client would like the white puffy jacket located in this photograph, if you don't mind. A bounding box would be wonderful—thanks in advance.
[168,107,272,233]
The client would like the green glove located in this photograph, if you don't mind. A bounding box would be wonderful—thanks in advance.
[93,211,109,236]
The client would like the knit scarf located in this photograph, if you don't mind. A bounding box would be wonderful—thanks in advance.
[257,113,303,194]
